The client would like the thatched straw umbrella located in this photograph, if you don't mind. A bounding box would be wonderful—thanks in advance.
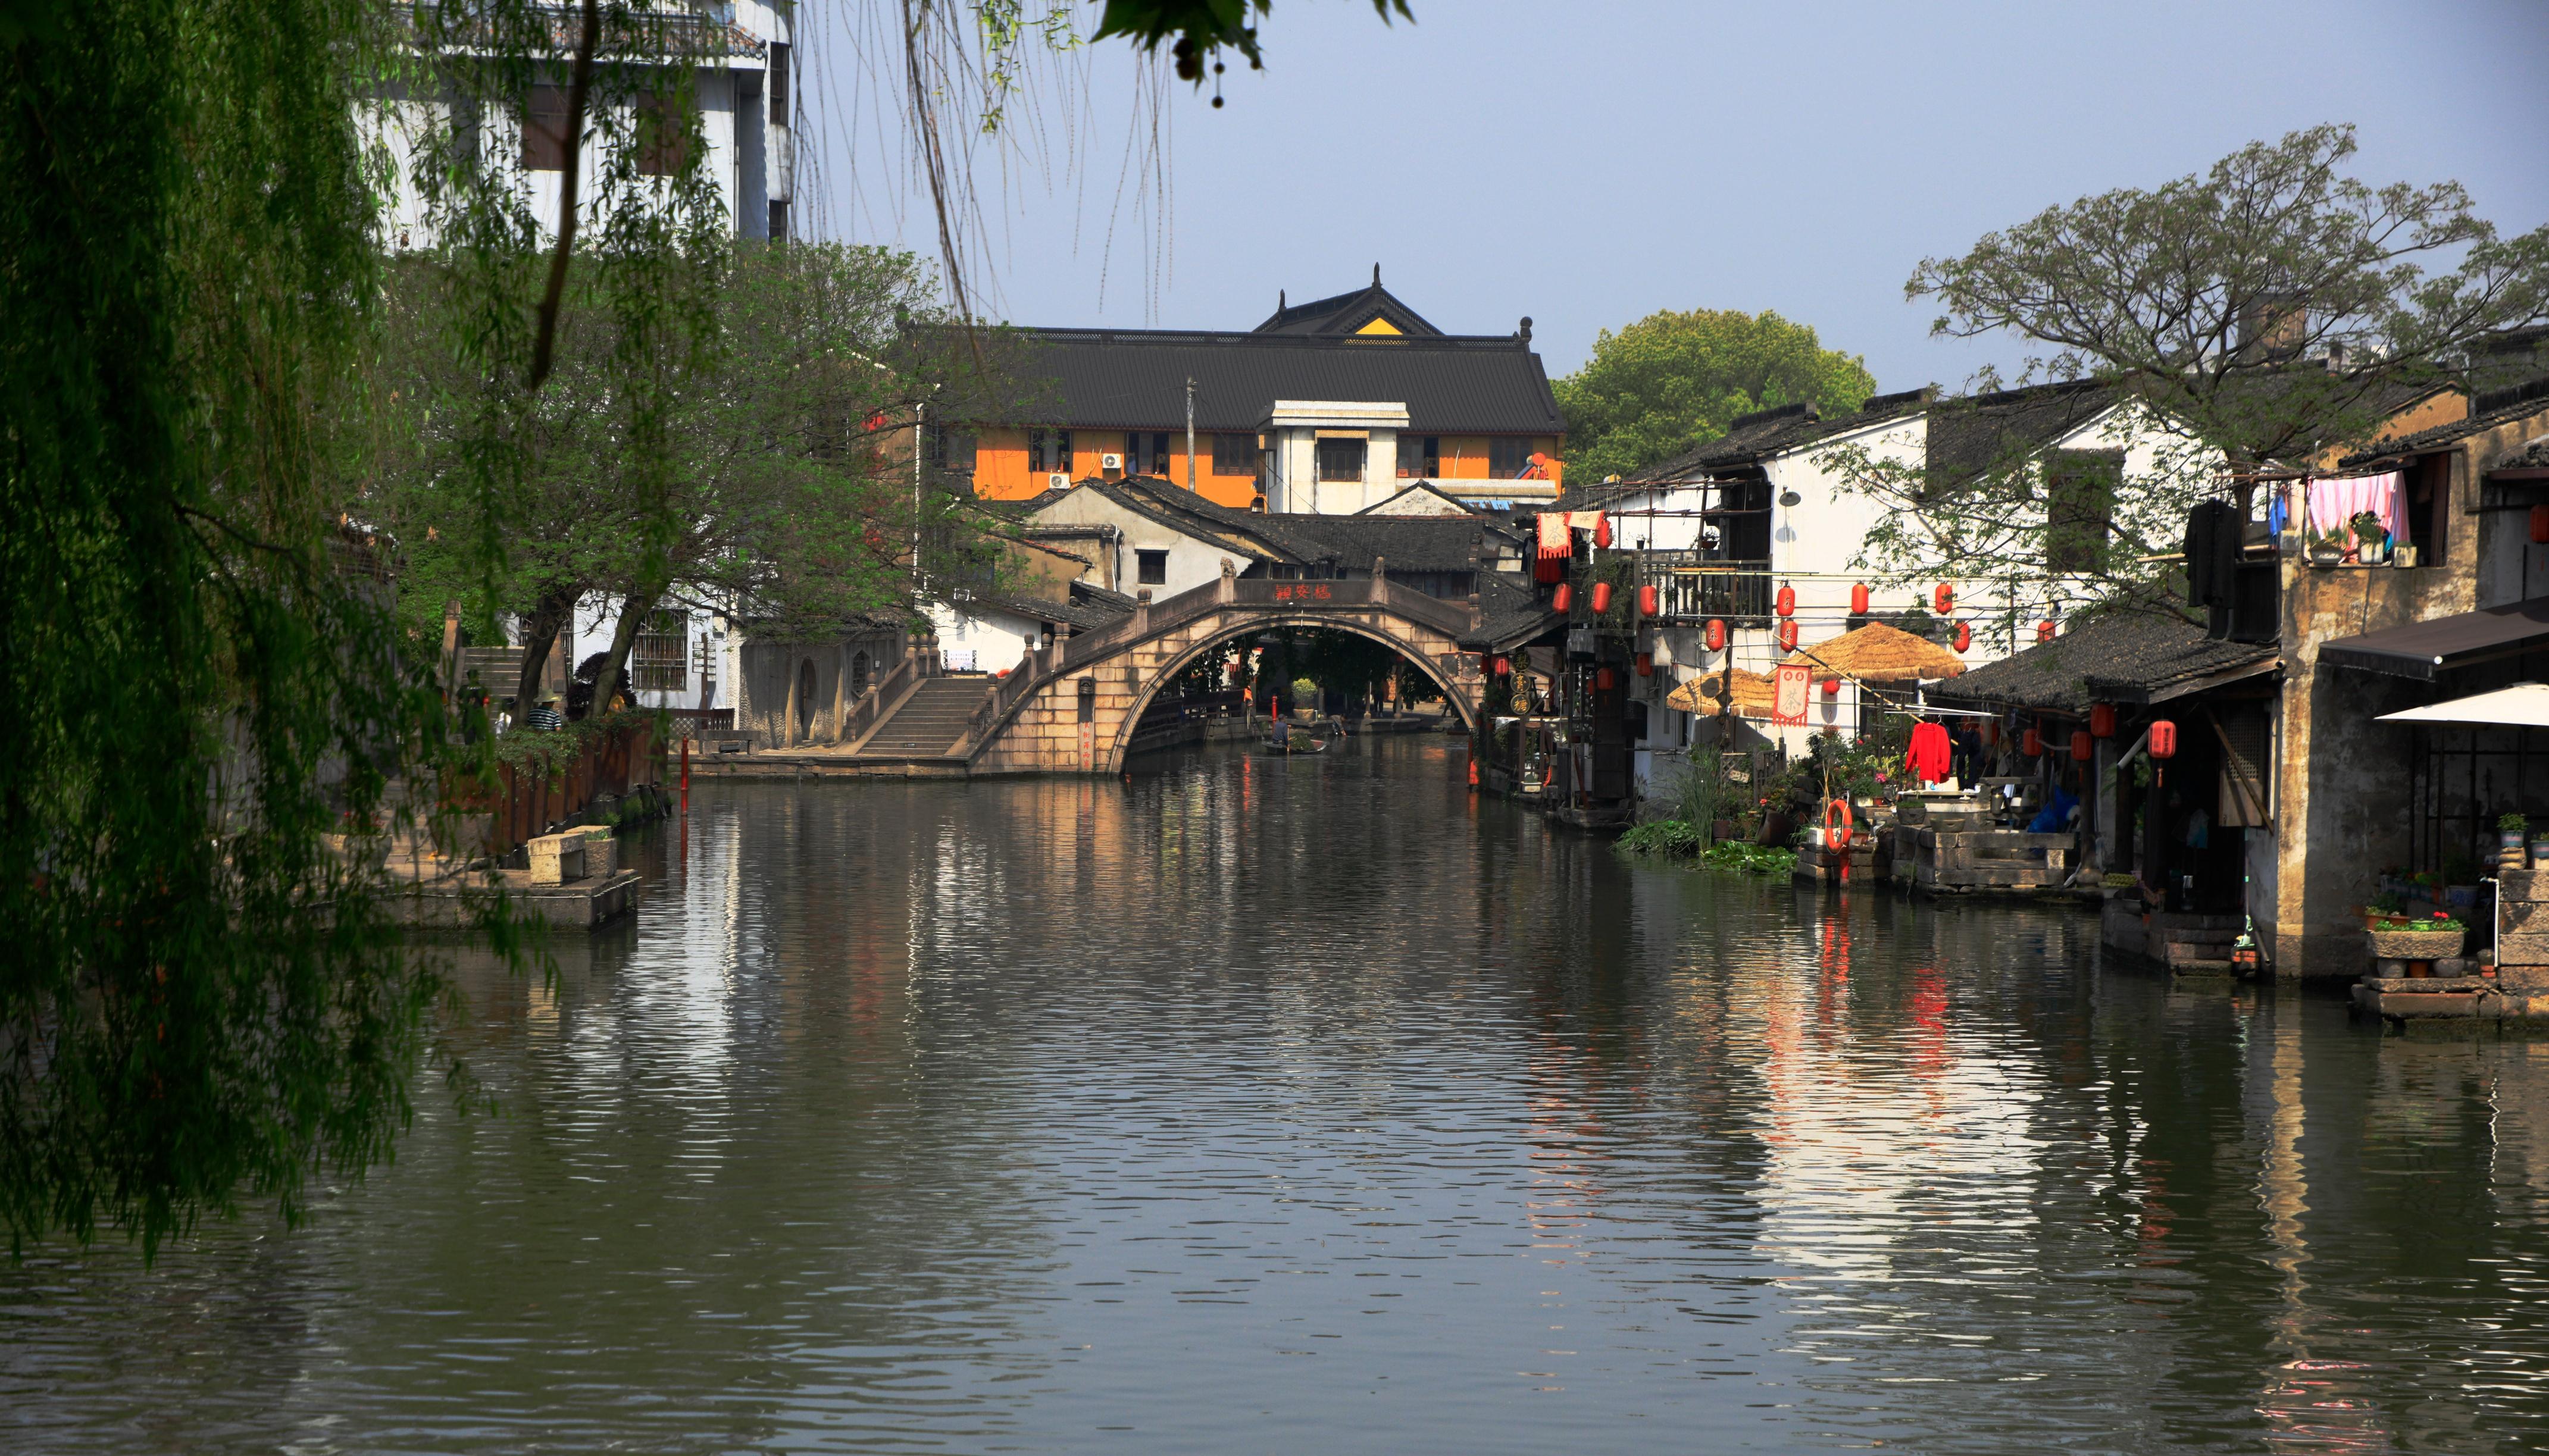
[1781,621,1967,685]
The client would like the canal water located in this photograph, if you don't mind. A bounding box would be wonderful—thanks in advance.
[9,736,2549,1453]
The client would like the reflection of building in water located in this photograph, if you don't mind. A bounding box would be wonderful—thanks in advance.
[1727,916,2048,1282]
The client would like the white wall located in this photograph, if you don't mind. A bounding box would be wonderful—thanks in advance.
[1030,490,1253,599]
[928,600,1044,674]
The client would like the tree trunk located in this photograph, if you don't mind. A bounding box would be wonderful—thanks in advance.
[512,583,580,713]
[583,586,659,721]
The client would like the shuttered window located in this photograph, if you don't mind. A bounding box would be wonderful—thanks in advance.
[2214,704,2270,827]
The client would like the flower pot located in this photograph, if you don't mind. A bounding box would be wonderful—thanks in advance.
[2530,834,2549,865]
[2501,829,2527,859]
[2369,927,2466,959]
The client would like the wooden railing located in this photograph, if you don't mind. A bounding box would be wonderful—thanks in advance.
[1635,552,1773,620]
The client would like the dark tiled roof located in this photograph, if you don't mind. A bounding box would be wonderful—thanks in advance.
[967,586,1130,634]
[1251,275,1446,338]
[998,328,1562,435]
[1273,514,1513,574]
[2339,375,2549,468]
[1086,475,1333,563]
[1927,612,2273,712]
[1466,571,1563,651]
[1624,387,1931,483]
[1925,378,2119,482]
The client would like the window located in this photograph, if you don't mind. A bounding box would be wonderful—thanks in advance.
[1316,437,1367,483]
[1397,434,1439,479]
[1490,437,1535,478]
[926,425,977,474]
[768,42,790,124]
[768,199,789,243]
[1030,428,1075,476]
[2406,452,2449,564]
[1136,549,1168,586]
[635,92,691,177]
[1212,432,1256,475]
[633,610,689,693]
[2044,449,2121,575]
[521,86,571,171]
[1149,432,1172,477]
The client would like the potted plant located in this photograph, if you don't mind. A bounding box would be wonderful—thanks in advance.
[2362,889,2409,930]
[2531,821,2549,866]
[2369,912,2468,960]
[2503,812,2530,867]
[2304,525,2345,567]
[2350,509,2391,565]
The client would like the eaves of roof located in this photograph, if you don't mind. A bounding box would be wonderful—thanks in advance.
[1927,610,2273,713]
[1625,387,1934,484]
[2338,375,2549,469]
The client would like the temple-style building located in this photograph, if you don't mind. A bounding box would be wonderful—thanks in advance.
[955,270,1566,513]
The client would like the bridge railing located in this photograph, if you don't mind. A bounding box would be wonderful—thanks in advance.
[833,646,925,747]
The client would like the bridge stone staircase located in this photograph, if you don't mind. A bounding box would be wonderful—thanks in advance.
[850,672,994,758]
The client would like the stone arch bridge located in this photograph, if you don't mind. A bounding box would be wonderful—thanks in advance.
[957,563,1497,776]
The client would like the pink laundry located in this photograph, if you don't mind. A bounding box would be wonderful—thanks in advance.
[2306,472,2403,546]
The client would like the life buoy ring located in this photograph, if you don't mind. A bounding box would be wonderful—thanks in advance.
[1824,797,1854,850]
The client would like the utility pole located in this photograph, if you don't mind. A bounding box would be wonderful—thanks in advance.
[1185,377,1197,491]
[912,396,925,593]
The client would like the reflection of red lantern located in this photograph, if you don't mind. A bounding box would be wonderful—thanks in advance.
[1591,581,1613,614]
[1593,515,1613,549]
[1596,666,1617,690]
[2090,703,2116,738]
[2150,720,2179,759]
[1777,619,1799,651]
[1553,583,1573,613]
[2022,727,2043,757]
[1493,656,1511,677]
[1775,583,1796,618]
[1635,652,1654,677]
[1822,677,1841,697]
[2532,503,2549,544]
[2036,619,2056,643]
[1850,581,1871,615]
[1953,620,1972,653]
[1638,584,1659,617]
[1706,619,1728,652]
[1934,583,1954,613]
[2071,729,2093,761]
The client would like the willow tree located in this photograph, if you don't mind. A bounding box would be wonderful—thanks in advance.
[1830,125,2549,615]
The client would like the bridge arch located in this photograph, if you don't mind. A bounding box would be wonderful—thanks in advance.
[1105,613,1482,768]
[964,572,1515,777]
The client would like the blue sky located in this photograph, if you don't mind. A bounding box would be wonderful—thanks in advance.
[807,0,2549,394]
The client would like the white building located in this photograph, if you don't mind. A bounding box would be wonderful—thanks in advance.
[370,0,797,249]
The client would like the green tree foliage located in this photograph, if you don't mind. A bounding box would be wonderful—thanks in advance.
[1835,124,2549,608]
[1554,309,1876,486]
[0,0,452,1257]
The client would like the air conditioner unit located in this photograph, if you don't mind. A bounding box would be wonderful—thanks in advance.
[1101,453,1122,471]
[1047,472,1069,490]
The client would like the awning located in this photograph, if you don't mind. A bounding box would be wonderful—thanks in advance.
[2316,597,2549,680]
[2376,682,2549,728]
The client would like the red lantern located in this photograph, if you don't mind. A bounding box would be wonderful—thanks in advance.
[1822,677,1841,697]
[1638,583,1659,617]
[1775,583,1796,618]
[1635,652,1654,677]
[2532,503,2549,544]
[1596,666,1617,691]
[1850,581,1871,615]
[1593,515,1613,549]
[2071,729,2093,762]
[2036,619,2056,643]
[1591,581,1614,615]
[1553,583,1574,613]
[2090,703,2116,738]
[1953,620,1972,653]
[1981,719,1999,746]
[1934,583,1954,614]
[1493,656,1511,677]
[1534,555,1565,584]
[1706,618,1728,652]
[2149,719,2179,759]
[2022,727,2043,757]
[1778,619,1799,651]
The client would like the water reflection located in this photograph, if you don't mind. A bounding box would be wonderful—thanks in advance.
[6,736,2549,1453]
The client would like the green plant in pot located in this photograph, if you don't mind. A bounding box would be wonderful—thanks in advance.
[2501,812,2529,864]
[2351,509,2391,565]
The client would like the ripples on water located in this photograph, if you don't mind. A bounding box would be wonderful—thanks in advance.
[10,737,2549,1453]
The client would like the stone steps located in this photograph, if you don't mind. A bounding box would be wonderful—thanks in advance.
[855,675,994,757]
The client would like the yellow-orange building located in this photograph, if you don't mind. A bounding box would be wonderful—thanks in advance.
[954,273,1566,513]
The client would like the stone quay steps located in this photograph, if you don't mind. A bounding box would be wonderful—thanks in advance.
[853,673,994,757]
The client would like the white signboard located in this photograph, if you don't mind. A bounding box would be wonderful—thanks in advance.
[1772,663,1810,725]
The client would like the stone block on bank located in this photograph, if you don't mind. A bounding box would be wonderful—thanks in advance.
[2500,869,2549,903]
[527,832,584,886]
[568,824,615,879]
